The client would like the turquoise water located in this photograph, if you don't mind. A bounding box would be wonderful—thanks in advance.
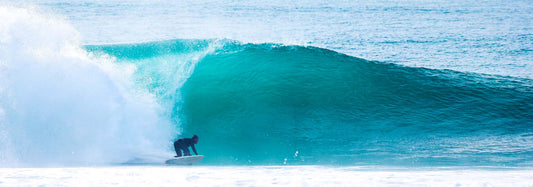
[0,1,532,167]
[86,39,533,166]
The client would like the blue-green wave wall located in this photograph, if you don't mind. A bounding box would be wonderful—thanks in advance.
[86,39,533,166]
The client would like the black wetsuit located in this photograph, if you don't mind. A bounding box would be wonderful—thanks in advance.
[174,138,198,157]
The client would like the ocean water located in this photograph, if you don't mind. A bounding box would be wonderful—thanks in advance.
[0,0,532,185]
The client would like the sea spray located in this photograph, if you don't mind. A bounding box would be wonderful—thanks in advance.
[0,6,175,166]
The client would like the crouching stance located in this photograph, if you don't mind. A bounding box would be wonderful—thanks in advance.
[174,135,199,157]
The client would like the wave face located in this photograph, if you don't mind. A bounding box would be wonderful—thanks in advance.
[87,39,533,166]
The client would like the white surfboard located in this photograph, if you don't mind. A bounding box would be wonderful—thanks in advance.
[165,155,204,165]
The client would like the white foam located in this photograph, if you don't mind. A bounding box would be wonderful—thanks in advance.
[0,6,176,166]
[0,166,532,186]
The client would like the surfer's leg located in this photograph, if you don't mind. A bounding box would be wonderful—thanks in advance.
[174,141,182,157]
[183,148,191,156]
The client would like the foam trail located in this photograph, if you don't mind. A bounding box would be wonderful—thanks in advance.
[0,6,176,166]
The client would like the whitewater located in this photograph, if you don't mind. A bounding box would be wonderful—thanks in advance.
[0,0,532,186]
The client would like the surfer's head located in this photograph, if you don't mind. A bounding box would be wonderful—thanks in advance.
[192,135,199,143]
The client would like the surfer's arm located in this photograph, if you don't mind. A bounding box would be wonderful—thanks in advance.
[191,144,198,155]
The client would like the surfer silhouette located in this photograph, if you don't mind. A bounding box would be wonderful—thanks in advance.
[174,135,199,157]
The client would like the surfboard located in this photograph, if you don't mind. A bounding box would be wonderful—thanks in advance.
[165,155,204,165]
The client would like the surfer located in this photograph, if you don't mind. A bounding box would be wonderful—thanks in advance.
[174,135,199,157]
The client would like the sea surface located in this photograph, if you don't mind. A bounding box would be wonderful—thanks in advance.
[0,0,532,185]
